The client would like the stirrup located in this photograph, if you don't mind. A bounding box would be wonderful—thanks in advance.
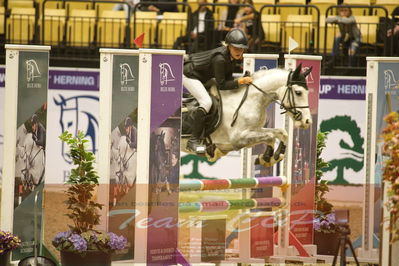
[187,140,206,154]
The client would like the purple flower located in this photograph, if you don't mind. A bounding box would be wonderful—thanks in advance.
[69,233,87,251]
[326,213,336,223]
[53,231,71,244]
[108,232,127,250]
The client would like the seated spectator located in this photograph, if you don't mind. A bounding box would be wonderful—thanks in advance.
[387,7,399,56]
[140,0,178,14]
[234,0,264,52]
[326,6,361,67]
[216,0,242,41]
[113,0,138,17]
[173,0,214,52]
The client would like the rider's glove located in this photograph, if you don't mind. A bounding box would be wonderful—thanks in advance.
[238,77,253,85]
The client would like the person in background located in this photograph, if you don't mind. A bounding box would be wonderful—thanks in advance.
[112,0,138,17]
[216,0,242,41]
[141,0,178,14]
[234,0,264,52]
[387,7,399,56]
[173,0,214,52]
[326,6,361,67]
[183,29,252,153]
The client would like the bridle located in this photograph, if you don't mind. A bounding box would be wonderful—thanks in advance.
[249,70,309,121]
[230,70,310,127]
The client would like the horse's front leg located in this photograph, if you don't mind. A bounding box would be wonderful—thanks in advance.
[234,128,288,167]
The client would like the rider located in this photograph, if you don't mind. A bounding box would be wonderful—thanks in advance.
[183,28,253,153]
[31,114,46,149]
[124,116,137,150]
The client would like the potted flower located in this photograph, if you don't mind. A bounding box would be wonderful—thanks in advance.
[52,131,127,266]
[313,131,338,255]
[382,112,399,242]
[0,230,21,265]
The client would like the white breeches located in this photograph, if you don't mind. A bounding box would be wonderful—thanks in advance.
[183,75,212,112]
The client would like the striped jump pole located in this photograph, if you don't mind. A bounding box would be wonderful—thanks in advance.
[179,176,287,191]
[179,197,284,213]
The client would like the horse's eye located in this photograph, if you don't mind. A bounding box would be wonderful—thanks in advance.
[295,91,302,96]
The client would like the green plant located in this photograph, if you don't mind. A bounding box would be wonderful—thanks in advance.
[315,131,333,217]
[382,112,399,242]
[60,131,103,233]
[52,131,126,253]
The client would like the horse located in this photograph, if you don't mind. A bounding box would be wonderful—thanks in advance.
[115,135,137,194]
[53,94,99,163]
[20,133,45,191]
[181,64,313,167]
[150,131,171,195]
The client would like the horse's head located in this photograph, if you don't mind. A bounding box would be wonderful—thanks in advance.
[54,95,99,163]
[279,64,312,129]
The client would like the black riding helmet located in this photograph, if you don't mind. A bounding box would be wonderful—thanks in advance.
[225,29,249,49]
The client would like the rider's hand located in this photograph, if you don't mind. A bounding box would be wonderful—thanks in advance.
[238,77,253,85]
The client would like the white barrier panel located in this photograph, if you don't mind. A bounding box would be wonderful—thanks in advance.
[135,49,184,264]
[1,45,50,261]
[361,57,399,264]
[98,48,139,261]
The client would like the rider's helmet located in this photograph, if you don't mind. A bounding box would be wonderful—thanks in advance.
[225,29,248,49]
[124,117,133,128]
[31,114,38,125]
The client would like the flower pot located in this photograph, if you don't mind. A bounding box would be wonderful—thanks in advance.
[61,250,111,266]
[0,252,10,266]
[314,231,340,256]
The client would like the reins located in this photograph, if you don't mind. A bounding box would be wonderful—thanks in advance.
[230,70,309,127]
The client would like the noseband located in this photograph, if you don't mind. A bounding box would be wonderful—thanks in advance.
[279,70,309,121]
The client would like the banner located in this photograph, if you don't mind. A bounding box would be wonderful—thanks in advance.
[290,58,320,245]
[146,53,182,264]
[13,50,49,260]
[318,76,366,184]
[46,69,99,184]
[108,54,139,261]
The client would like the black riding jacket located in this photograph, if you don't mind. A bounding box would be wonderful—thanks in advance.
[184,46,240,91]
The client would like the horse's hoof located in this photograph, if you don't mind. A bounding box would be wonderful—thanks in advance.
[255,158,260,165]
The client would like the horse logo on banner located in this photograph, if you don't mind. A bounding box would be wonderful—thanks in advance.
[159,63,175,85]
[302,66,314,84]
[120,63,135,86]
[384,69,399,90]
[53,94,99,163]
[26,59,41,82]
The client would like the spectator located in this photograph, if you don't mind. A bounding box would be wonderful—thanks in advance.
[173,0,215,52]
[326,6,361,67]
[113,0,138,17]
[216,0,242,40]
[387,7,399,56]
[141,0,178,14]
[234,0,264,52]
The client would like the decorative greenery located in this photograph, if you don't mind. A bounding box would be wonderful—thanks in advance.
[52,131,126,254]
[315,131,333,216]
[0,231,21,255]
[382,112,399,242]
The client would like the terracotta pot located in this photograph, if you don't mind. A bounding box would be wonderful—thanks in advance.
[61,250,111,266]
[314,231,340,256]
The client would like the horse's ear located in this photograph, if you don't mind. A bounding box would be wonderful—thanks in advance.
[302,66,312,77]
[292,63,302,79]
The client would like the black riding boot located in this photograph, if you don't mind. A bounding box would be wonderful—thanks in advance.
[187,107,207,154]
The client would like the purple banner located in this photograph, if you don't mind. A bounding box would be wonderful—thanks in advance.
[320,77,366,100]
[48,70,99,91]
[150,54,183,131]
